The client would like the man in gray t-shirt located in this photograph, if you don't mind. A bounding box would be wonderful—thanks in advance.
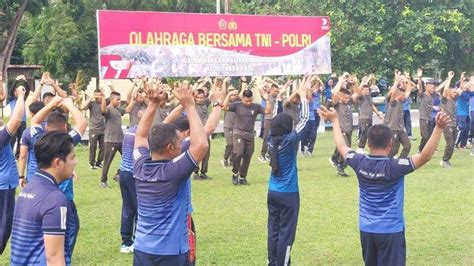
[416,69,436,152]
[439,72,458,166]
[100,91,125,187]
[259,84,279,162]
[357,85,382,151]
[222,92,239,168]
[224,90,267,185]
[385,81,412,158]
[80,89,105,169]
[193,89,212,179]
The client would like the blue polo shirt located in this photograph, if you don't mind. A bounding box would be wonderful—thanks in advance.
[0,126,18,190]
[30,125,82,200]
[21,122,47,181]
[402,98,411,111]
[345,151,416,233]
[119,126,137,173]
[268,101,309,193]
[312,91,321,110]
[456,91,470,116]
[10,170,69,265]
[133,142,198,255]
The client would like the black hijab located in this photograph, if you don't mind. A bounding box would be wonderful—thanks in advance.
[269,113,293,176]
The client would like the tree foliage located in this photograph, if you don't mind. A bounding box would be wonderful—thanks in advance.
[9,0,473,82]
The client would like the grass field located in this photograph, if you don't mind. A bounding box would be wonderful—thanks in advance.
[1,128,473,265]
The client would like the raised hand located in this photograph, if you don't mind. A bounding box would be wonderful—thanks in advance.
[15,86,26,97]
[318,106,337,122]
[172,80,195,108]
[448,71,455,79]
[416,68,423,78]
[435,112,451,130]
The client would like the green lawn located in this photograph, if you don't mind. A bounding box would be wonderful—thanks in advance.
[1,129,473,265]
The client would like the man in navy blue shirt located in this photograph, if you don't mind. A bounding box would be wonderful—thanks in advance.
[267,79,309,266]
[28,96,87,264]
[10,131,77,265]
[133,81,213,265]
[0,85,25,255]
[319,105,450,266]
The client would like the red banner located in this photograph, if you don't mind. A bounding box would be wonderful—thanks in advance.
[97,10,331,78]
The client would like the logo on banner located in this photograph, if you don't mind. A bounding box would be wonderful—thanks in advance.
[100,55,133,79]
[218,19,238,30]
[322,18,329,30]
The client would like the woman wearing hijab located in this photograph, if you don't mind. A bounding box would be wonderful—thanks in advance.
[267,78,310,266]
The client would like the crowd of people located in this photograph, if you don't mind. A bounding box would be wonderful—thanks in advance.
[0,69,472,265]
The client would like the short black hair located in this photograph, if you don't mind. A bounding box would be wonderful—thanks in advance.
[94,88,102,93]
[174,116,189,131]
[111,91,121,97]
[29,101,45,115]
[270,84,279,89]
[340,88,351,95]
[367,124,392,149]
[42,92,55,100]
[34,131,74,169]
[149,123,179,153]
[46,111,67,130]
[242,90,253,98]
[196,89,205,95]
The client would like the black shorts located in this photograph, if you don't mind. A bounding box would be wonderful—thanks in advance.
[134,249,190,266]
[360,230,406,266]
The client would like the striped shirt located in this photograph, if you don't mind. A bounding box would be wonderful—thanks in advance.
[119,125,137,173]
[345,151,416,233]
[30,126,82,200]
[0,126,18,189]
[10,170,68,265]
[133,142,198,255]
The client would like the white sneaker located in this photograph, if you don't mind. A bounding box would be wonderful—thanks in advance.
[356,148,365,154]
[328,157,336,168]
[258,155,267,163]
[120,244,133,253]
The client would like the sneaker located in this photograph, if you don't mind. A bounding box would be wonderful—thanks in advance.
[120,244,133,253]
[221,159,229,168]
[90,165,97,170]
[96,162,103,169]
[232,173,239,185]
[440,160,452,168]
[356,148,365,154]
[200,173,210,180]
[258,155,268,163]
[304,151,313,157]
[239,178,249,185]
[328,157,336,168]
[113,173,120,183]
[100,182,110,188]
[408,136,417,141]
[193,173,202,180]
[336,165,349,177]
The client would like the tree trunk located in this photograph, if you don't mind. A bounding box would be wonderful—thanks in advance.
[0,0,29,80]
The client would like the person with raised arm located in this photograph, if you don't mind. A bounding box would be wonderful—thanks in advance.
[0,84,25,255]
[319,105,450,266]
[266,78,309,266]
[133,80,208,265]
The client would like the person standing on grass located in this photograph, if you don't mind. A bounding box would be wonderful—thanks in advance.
[132,81,211,265]
[455,73,472,149]
[259,82,280,162]
[0,84,25,255]
[10,132,76,265]
[192,88,211,180]
[221,89,239,168]
[385,73,413,158]
[80,89,106,169]
[319,105,450,266]
[223,89,270,185]
[439,71,460,168]
[356,76,384,154]
[100,91,125,188]
[267,79,309,266]
[416,69,436,152]
[328,74,359,177]
[30,96,87,265]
